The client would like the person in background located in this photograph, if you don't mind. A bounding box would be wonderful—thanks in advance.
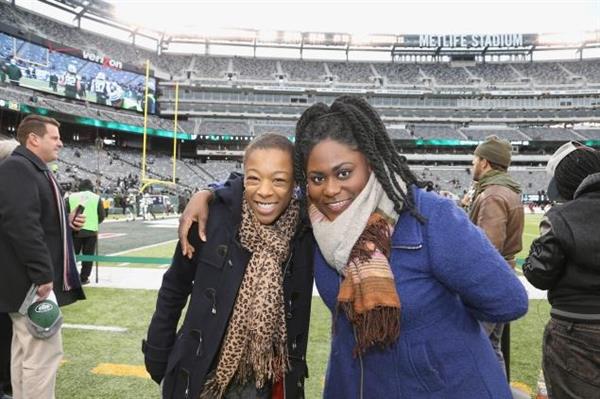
[0,59,7,85]
[523,142,600,399]
[102,197,110,218]
[66,179,105,285]
[178,96,528,398]
[0,115,85,399]
[467,135,525,374]
[0,139,19,399]
[141,193,156,220]
[6,58,21,86]
[144,134,313,399]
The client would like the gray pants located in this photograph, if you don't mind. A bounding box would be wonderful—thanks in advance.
[482,321,506,375]
[543,318,600,399]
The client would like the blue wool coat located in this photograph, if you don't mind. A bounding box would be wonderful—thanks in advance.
[315,188,528,399]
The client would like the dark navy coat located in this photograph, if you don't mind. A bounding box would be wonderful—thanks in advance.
[144,174,314,399]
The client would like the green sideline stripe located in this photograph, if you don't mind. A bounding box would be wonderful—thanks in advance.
[516,258,524,266]
[76,255,172,264]
[76,254,527,267]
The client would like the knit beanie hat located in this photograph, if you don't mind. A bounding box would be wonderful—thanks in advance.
[474,136,512,168]
[547,141,600,201]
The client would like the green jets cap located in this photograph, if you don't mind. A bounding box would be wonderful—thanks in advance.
[26,298,63,339]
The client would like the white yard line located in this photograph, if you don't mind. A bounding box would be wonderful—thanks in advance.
[63,323,128,333]
[107,239,178,256]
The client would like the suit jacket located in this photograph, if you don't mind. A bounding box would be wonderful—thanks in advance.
[0,145,84,312]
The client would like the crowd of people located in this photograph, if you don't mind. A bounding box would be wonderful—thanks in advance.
[1,97,600,399]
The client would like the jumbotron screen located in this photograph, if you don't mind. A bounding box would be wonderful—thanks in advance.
[0,32,156,114]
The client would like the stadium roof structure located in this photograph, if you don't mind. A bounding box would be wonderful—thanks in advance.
[6,0,600,61]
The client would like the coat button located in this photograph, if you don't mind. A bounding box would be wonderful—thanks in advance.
[217,245,228,257]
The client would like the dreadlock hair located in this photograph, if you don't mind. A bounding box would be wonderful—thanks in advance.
[554,146,600,201]
[294,95,425,222]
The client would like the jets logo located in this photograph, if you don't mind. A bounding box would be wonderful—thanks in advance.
[35,302,54,313]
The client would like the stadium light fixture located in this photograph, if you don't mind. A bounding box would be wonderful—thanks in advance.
[585,31,600,43]
[352,33,398,47]
[538,31,586,46]
[258,30,279,43]
[283,31,302,44]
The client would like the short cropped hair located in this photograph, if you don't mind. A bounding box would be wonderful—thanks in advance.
[79,179,94,191]
[243,133,294,165]
[16,115,60,145]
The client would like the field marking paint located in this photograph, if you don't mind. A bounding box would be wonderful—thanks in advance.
[108,239,178,256]
[91,363,150,379]
[98,233,127,240]
[63,323,128,333]
[510,381,532,396]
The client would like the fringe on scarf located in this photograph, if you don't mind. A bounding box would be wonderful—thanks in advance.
[339,303,401,357]
[200,330,290,399]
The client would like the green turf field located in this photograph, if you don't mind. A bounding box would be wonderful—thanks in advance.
[56,213,548,398]
[517,212,543,264]
[58,289,549,398]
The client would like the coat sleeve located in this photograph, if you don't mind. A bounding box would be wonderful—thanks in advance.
[475,194,508,252]
[427,198,528,322]
[0,161,54,285]
[522,215,566,290]
[143,225,202,384]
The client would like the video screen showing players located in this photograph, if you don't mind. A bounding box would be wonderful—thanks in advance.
[0,32,156,114]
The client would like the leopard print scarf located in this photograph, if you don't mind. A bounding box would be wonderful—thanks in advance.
[201,197,300,399]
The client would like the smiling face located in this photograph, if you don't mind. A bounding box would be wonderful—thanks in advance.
[306,138,371,221]
[244,148,294,225]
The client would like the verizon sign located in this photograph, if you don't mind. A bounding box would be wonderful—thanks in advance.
[82,50,123,69]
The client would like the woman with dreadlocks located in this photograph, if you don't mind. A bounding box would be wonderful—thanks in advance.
[523,142,600,399]
[179,96,528,398]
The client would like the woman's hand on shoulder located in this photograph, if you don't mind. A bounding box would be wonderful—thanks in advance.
[178,190,214,259]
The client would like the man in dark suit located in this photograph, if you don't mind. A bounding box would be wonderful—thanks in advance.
[0,115,85,399]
